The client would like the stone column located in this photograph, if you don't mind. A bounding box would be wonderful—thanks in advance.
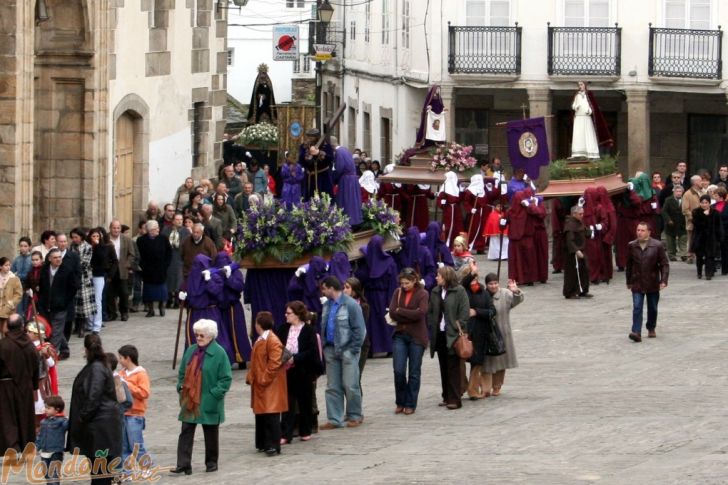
[528,88,553,189]
[439,85,456,142]
[626,89,650,177]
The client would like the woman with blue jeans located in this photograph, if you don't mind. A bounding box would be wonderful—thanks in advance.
[388,268,429,415]
[88,227,117,334]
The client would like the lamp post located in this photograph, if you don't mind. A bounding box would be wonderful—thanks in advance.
[314,0,334,131]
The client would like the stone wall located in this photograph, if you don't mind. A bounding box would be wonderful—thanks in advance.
[292,78,316,104]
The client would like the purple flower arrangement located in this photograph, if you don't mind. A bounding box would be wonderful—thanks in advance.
[361,198,402,240]
[430,142,477,172]
[234,193,352,264]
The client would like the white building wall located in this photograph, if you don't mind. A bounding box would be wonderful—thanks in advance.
[227,1,314,104]
[109,1,227,213]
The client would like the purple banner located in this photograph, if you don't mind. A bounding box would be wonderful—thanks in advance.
[506,117,550,180]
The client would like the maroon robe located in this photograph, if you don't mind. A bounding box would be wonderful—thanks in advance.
[378,182,406,215]
[596,186,617,282]
[462,190,497,252]
[582,187,604,283]
[437,192,464,249]
[614,190,643,269]
[405,185,434,232]
[524,189,548,283]
[507,191,537,284]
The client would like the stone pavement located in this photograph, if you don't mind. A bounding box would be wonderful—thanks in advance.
[7,255,728,484]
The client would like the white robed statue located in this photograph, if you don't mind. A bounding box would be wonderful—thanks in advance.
[570,81,601,160]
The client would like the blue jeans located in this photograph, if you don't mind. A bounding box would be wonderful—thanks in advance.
[632,292,660,334]
[122,416,151,473]
[42,452,63,485]
[91,276,105,332]
[323,346,363,426]
[392,333,425,409]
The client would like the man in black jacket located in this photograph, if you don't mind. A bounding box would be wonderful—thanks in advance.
[38,248,79,358]
[57,233,81,343]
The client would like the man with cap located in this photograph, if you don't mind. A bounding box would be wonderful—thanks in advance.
[298,128,335,200]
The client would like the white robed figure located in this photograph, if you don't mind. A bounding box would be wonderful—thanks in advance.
[570,81,601,160]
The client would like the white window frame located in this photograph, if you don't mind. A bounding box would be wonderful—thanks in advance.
[382,0,390,45]
[402,0,410,49]
[662,0,714,29]
[464,0,512,27]
[559,0,614,27]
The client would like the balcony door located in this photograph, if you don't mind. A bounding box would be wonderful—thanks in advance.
[465,0,510,26]
[664,0,711,29]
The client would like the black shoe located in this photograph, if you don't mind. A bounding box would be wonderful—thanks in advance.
[58,352,70,361]
[128,306,139,313]
[264,448,280,456]
[205,464,218,473]
[617,267,625,272]
[706,275,712,280]
[120,314,128,322]
[697,274,702,279]
[173,301,180,309]
[145,309,155,318]
[565,294,580,299]
[580,293,594,298]
[552,269,562,274]
[158,304,166,317]
[170,466,191,475]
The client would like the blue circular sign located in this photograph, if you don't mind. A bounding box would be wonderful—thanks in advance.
[289,120,303,138]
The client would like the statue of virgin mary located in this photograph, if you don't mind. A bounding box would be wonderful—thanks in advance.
[415,85,447,148]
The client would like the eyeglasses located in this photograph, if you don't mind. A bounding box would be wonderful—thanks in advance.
[194,333,206,338]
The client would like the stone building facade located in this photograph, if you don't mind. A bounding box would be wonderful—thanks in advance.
[0,0,228,256]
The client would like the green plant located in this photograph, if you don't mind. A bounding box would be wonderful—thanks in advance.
[549,155,619,180]
[236,122,279,148]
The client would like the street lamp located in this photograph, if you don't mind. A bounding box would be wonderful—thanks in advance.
[315,1,334,132]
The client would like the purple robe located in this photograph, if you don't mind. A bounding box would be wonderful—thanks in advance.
[244,268,295,339]
[327,251,351,284]
[184,254,225,351]
[280,162,304,208]
[422,221,455,267]
[354,235,398,353]
[507,178,529,201]
[286,256,328,332]
[333,148,363,226]
[214,253,252,364]
[395,226,437,291]
[400,85,446,165]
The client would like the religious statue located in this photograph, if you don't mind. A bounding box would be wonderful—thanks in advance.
[415,85,447,148]
[570,81,612,160]
[298,128,334,200]
[247,63,277,124]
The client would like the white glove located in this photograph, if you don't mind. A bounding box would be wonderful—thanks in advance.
[485,183,493,191]
[499,218,508,228]
[202,270,211,281]
[521,199,530,207]
[627,182,634,191]
[590,225,595,231]
[420,279,426,287]
[471,208,477,214]
[295,265,307,277]
[500,184,508,195]
[245,151,252,158]
[590,228,596,239]
[437,262,445,268]
[531,197,539,206]
[223,265,232,278]
[596,224,603,231]
[440,199,446,205]
[26,289,33,297]
[651,202,658,209]
[178,291,187,301]
[319,296,327,305]
[530,181,537,191]
[523,174,529,182]
[578,197,585,207]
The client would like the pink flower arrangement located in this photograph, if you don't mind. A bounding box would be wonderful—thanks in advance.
[430,142,477,172]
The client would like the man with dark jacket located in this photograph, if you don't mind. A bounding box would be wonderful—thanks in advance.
[626,222,670,342]
[661,185,688,261]
[38,248,79,357]
[562,205,592,299]
[57,233,81,343]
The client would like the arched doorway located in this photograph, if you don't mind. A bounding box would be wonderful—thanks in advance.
[114,113,137,226]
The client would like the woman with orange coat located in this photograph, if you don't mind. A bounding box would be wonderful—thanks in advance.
[246,311,288,456]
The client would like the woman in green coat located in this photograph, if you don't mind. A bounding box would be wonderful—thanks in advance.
[171,319,233,475]
[427,266,470,410]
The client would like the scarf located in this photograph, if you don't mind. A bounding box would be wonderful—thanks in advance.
[169,229,180,249]
[0,271,10,291]
[180,344,207,419]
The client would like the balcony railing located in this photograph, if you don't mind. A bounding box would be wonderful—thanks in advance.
[547,24,621,76]
[649,25,723,79]
[448,24,522,75]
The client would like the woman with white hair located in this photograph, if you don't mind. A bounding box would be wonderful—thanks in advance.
[135,220,172,317]
[172,319,233,475]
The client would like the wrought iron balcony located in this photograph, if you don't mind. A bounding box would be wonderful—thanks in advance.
[649,25,723,79]
[547,24,621,76]
[448,24,522,75]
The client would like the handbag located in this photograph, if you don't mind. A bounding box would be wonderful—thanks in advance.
[485,316,506,356]
[453,320,473,360]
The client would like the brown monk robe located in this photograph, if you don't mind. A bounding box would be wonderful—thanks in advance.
[0,315,40,457]
[563,207,592,299]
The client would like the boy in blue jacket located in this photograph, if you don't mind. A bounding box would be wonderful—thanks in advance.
[36,395,68,485]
